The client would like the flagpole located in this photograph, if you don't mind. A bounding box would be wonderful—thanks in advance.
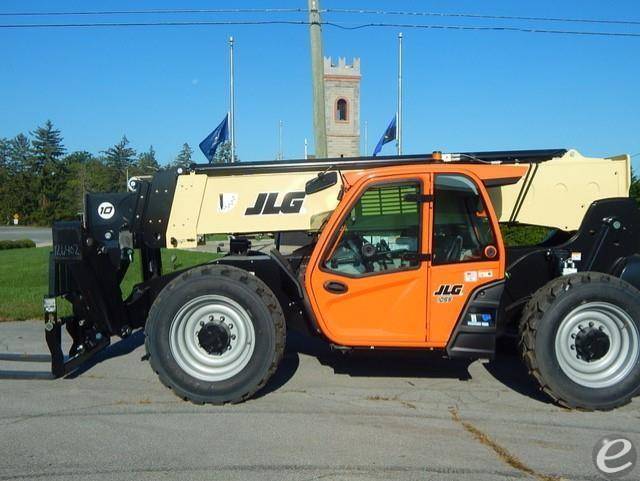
[229,36,235,163]
[397,32,403,155]
[278,120,283,160]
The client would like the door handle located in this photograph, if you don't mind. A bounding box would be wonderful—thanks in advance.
[401,252,432,263]
[324,280,348,294]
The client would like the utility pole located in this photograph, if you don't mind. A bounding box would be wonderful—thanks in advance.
[229,36,236,163]
[397,32,403,155]
[308,0,327,158]
[364,120,368,156]
[278,120,284,160]
[304,138,309,159]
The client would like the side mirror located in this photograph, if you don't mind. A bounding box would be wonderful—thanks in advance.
[305,171,338,195]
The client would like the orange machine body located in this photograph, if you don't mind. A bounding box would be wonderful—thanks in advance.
[304,163,528,348]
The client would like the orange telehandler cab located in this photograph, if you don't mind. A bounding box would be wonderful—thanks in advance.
[2,149,639,410]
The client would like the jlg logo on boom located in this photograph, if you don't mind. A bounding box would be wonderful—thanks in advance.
[245,192,305,215]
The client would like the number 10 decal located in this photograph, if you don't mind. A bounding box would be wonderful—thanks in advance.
[97,201,115,220]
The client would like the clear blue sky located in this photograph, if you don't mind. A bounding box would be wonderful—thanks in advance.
[1,0,639,168]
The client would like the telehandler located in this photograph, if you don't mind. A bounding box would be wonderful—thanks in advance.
[1,148,639,411]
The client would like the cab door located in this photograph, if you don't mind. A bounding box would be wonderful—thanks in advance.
[307,174,432,347]
[427,173,504,346]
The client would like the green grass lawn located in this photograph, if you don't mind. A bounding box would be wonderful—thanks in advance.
[0,247,220,321]
[204,233,229,242]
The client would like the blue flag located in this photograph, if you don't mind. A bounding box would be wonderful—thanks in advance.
[199,114,229,162]
[372,115,397,156]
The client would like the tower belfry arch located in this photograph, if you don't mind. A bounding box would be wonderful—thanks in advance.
[324,57,361,158]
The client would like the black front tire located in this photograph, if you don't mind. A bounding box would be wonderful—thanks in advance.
[145,265,286,404]
[519,272,640,411]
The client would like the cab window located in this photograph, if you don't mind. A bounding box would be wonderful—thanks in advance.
[324,182,421,276]
[432,175,496,265]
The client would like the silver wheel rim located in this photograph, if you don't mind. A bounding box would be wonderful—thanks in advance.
[169,294,255,382]
[554,302,639,388]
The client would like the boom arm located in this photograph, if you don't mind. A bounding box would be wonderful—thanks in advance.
[165,149,630,248]
[488,150,630,231]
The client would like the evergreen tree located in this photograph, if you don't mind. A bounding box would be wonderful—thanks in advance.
[213,141,234,163]
[64,150,93,165]
[8,134,32,172]
[31,121,67,223]
[0,139,10,224]
[0,138,9,168]
[7,133,39,223]
[174,143,193,168]
[136,145,159,173]
[87,156,116,192]
[630,167,640,205]
[31,120,65,173]
[58,151,94,218]
[103,135,136,191]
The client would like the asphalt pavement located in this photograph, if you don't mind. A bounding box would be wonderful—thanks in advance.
[0,320,638,481]
[0,226,51,246]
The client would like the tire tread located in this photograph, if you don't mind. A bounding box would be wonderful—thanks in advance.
[144,264,286,405]
[519,272,636,411]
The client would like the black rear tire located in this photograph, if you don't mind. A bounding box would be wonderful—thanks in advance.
[145,264,286,404]
[519,272,640,411]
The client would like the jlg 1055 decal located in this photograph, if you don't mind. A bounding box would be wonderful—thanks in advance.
[434,284,464,303]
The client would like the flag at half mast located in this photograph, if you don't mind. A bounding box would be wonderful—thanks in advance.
[372,115,397,156]
[199,114,229,162]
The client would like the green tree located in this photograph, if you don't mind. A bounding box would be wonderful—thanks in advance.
[31,121,67,223]
[58,151,95,217]
[103,135,136,191]
[630,167,640,205]
[6,134,38,223]
[135,145,159,174]
[173,142,193,168]
[213,141,234,163]
[87,158,114,192]
[31,120,65,173]
[0,138,9,167]
[8,134,32,172]
[64,150,93,165]
[0,139,10,223]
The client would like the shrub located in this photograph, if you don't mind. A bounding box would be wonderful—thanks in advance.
[0,239,37,250]
[500,224,551,247]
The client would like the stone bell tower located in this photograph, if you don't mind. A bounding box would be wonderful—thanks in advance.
[323,57,361,158]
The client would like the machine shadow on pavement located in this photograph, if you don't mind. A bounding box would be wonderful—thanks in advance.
[65,330,146,379]
[283,330,475,380]
[483,357,551,404]
[260,331,554,406]
[61,328,551,407]
[482,338,552,404]
[254,349,301,399]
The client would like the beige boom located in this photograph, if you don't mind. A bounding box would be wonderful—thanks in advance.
[166,149,629,248]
